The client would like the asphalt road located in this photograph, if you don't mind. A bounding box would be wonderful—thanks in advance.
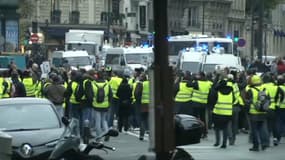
[94,129,285,160]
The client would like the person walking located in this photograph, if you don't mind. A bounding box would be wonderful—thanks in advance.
[117,77,132,132]
[134,73,150,141]
[262,73,284,146]
[43,73,66,117]
[10,71,26,97]
[92,71,112,139]
[245,75,270,151]
[209,80,234,149]
[174,72,193,115]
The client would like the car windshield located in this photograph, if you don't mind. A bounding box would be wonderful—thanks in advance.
[65,57,91,66]
[182,62,201,73]
[0,104,60,131]
[125,53,153,64]
[203,64,217,73]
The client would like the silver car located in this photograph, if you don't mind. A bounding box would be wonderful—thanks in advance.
[0,97,64,160]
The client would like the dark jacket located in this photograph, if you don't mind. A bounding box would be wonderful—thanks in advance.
[117,79,132,107]
[44,82,66,105]
[12,78,26,97]
[76,74,94,106]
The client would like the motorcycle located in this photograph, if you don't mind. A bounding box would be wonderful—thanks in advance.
[49,117,118,160]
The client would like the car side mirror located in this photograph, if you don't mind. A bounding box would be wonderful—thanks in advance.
[61,117,70,126]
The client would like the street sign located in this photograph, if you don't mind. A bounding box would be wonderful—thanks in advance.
[30,33,39,43]
[237,38,246,47]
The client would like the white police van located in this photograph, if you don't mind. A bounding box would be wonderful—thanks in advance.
[104,47,154,76]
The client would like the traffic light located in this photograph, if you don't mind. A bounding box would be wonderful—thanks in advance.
[233,30,239,43]
[24,30,31,46]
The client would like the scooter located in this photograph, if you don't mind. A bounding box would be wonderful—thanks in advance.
[49,117,118,160]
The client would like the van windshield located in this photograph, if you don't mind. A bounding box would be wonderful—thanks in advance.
[125,53,153,64]
[203,64,217,73]
[182,62,201,73]
[65,57,91,66]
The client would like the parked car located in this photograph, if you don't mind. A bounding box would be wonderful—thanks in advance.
[0,97,64,160]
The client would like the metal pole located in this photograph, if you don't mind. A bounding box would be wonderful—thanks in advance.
[257,0,264,61]
[202,1,205,35]
[107,0,111,43]
[250,0,255,61]
[153,0,175,159]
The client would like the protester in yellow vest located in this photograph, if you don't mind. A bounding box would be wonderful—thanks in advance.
[92,71,112,139]
[277,75,285,140]
[245,75,270,151]
[134,73,150,141]
[262,73,284,146]
[174,72,193,115]
[190,72,212,138]
[22,70,36,97]
[107,71,123,127]
[209,80,234,149]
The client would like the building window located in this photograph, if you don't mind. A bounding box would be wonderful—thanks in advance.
[188,7,199,27]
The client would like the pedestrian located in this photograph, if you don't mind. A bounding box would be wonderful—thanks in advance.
[134,73,150,141]
[245,75,270,151]
[262,72,284,146]
[117,77,132,132]
[10,71,26,97]
[43,73,66,117]
[174,72,193,115]
[92,71,112,140]
[209,79,234,148]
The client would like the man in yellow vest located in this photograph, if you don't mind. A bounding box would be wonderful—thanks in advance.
[262,73,284,146]
[245,75,270,151]
[277,75,285,141]
[22,70,36,97]
[134,73,150,141]
[191,72,212,138]
[65,70,82,119]
[174,72,193,115]
[92,71,112,138]
[0,71,11,98]
[209,79,234,149]
[107,71,123,127]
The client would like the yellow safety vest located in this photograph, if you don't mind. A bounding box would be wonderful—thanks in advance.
[0,77,4,98]
[249,86,267,115]
[141,81,150,104]
[213,91,233,116]
[191,80,212,104]
[175,81,193,102]
[263,82,278,110]
[92,81,110,108]
[109,76,122,99]
[279,85,285,109]
[70,81,80,104]
[227,81,243,105]
[22,77,35,97]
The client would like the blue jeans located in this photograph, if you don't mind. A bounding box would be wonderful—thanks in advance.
[108,98,119,127]
[70,104,92,136]
[250,119,270,147]
[94,110,109,137]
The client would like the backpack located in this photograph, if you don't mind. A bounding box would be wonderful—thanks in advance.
[94,82,107,103]
[252,87,270,112]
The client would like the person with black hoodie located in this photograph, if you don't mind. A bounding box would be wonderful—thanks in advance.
[209,79,234,149]
[116,77,132,132]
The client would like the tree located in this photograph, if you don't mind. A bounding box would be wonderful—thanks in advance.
[18,0,34,46]
[246,0,282,15]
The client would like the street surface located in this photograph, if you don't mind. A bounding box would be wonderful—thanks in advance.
[96,129,285,160]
